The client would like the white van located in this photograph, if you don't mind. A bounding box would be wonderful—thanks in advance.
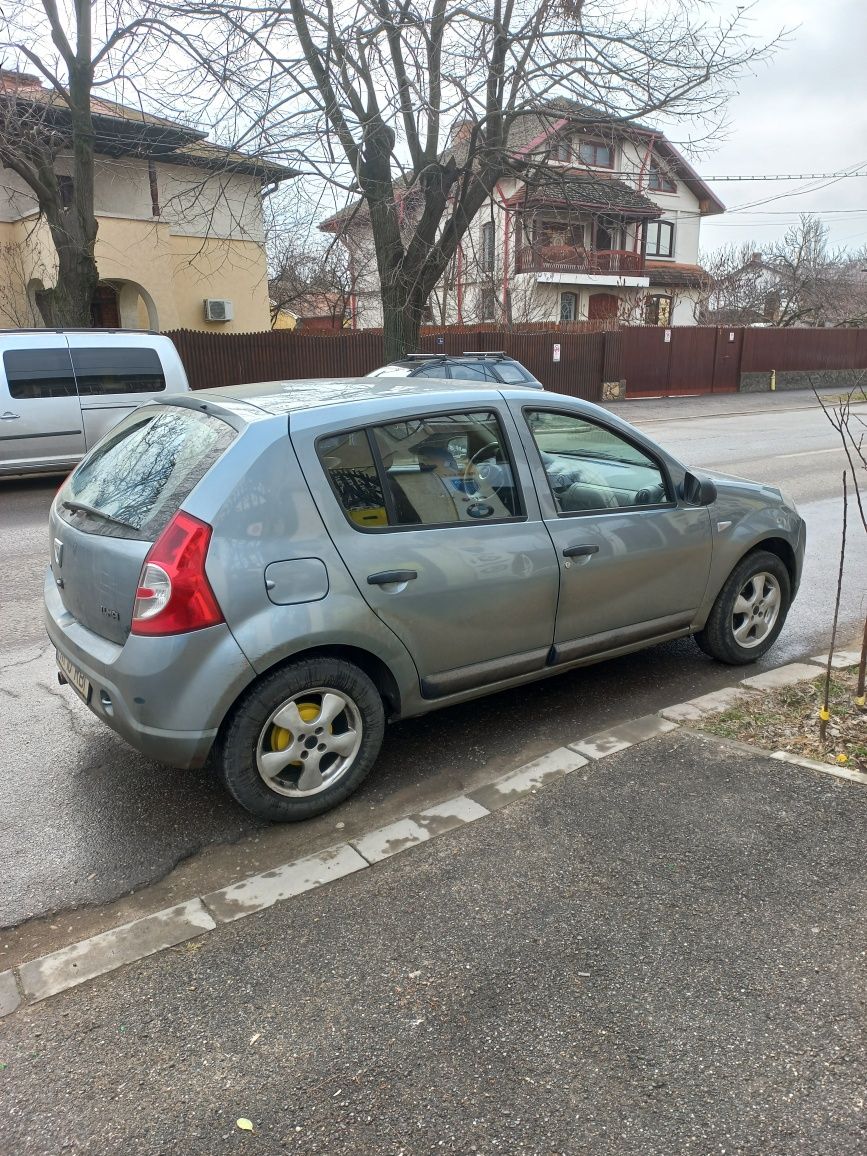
[0,330,189,476]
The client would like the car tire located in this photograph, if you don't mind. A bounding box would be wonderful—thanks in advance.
[218,657,385,821]
[695,549,791,665]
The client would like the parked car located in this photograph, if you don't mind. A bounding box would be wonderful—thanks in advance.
[0,330,188,476]
[367,351,543,387]
[46,377,804,822]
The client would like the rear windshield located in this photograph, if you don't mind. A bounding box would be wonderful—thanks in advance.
[57,405,235,539]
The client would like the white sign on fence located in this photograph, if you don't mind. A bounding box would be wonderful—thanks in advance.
[553,343,561,362]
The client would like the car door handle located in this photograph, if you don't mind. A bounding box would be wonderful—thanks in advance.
[562,544,599,558]
[367,569,418,586]
[1,411,21,420]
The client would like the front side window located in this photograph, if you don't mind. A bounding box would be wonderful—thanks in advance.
[526,409,670,513]
[4,348,76,399]
[645,220,675,258]
[70,347,166,395]
[319,411,524,530]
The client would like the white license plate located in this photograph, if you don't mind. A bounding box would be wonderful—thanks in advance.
[57,650,91,703]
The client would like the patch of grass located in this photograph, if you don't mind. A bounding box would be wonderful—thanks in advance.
[696,670,866,772]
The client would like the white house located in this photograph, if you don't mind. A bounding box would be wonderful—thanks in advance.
[323,102,723,329]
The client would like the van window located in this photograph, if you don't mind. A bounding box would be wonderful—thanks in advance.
[3,349,77,399]
[71,347,166,395]
[57,405,235,539]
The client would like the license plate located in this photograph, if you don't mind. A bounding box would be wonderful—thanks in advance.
[57,650,91,703]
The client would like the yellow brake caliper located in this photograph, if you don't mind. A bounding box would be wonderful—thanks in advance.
[271,702,323,765]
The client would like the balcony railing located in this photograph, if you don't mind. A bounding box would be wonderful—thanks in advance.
[515,245,644,275]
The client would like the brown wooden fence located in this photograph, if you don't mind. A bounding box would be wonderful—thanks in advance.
[164,324,867,401]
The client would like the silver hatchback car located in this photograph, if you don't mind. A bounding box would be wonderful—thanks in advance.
[46,378,805,821]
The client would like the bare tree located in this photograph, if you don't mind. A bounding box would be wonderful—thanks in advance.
[164,0,780,359]
[701,217,867,329]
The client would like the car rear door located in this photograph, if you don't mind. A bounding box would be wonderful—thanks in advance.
[65,335,169,450]
[511,402,712,663]
[0,335,85,470]
[296,401,560,698]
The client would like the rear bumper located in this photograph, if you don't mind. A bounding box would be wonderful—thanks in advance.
[44,568,256,769]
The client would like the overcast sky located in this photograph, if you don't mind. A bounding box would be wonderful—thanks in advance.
[674,0,867,255]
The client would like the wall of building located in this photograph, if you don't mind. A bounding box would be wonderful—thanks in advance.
[0,156,273,331]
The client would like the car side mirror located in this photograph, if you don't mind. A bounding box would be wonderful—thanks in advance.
[682,472,717,506]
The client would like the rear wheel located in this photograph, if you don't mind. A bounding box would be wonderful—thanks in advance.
[695,550,791,665]
[218,658,385,821]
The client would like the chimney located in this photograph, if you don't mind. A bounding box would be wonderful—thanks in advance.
[0,69,43,92]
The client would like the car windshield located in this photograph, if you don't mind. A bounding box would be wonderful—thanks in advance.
[366,365,413,378]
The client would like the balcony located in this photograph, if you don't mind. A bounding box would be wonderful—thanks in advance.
[515,245,644,276]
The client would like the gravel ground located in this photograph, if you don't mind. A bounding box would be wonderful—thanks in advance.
[1,730,865,1156]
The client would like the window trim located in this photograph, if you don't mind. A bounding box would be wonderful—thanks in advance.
[645,219,675,259]
[316,407,529,534]
[521,404,676,518]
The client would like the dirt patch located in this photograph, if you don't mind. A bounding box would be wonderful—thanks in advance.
[695,669,866,773]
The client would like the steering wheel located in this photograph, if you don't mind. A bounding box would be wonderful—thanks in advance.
[463,442,503,497]
[635,483,666,505]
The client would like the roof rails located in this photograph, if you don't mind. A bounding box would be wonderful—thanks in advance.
[404,352,448,360]
[462,350,507,359]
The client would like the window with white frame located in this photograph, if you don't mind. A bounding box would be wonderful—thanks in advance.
[645,220,675,258]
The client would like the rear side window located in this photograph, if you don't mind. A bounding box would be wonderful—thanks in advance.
[317,430,388,529]
[319,410,524,530]
[449,363,498,381]
[71,347,166,395]
[411,363,452,379]
[3,349,76,399]
[495,361,532,383]
[58,406,235,539]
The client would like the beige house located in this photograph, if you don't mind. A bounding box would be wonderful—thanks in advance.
[0,70,294,332]
[323,101,723,328]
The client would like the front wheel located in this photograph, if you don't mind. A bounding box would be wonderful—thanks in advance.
[218,657,385,821]
[695,550,791,665]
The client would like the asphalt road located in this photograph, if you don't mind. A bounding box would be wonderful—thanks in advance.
[3,731,864,1154]
[1,390,865,931]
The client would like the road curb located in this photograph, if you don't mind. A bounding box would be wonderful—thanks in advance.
[3,651,862,1016]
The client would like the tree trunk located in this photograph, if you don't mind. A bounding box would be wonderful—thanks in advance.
[35,225,99,326]
[381,285,423,361]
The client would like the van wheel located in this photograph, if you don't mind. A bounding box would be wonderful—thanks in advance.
[695,550,791,665]
[218,658,385,821]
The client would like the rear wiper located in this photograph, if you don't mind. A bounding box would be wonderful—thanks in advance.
[61,499,138,531]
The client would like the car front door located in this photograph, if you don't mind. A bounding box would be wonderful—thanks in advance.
[302,404,561,698]
[512,403,713,664]
[0,335,85,470]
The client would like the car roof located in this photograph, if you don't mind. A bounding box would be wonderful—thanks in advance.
[189,375,520,416]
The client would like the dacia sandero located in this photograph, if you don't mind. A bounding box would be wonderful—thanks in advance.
[46,378,805,821]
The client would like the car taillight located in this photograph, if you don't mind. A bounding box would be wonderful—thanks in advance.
[131,511,224,636]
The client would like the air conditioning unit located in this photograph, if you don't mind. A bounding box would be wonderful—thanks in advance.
[204,298,234,322]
